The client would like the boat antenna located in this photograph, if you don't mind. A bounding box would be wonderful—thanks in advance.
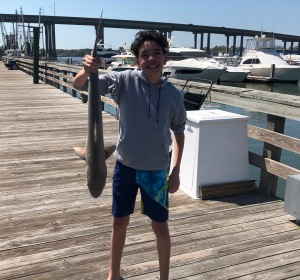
[260,21,264,36]
[92,10,103,58]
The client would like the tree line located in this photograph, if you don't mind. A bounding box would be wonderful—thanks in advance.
[56,45,295,58]
[56,48,92,57]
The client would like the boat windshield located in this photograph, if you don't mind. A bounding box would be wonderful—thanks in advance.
[97,43,114,51]
[245,37,276,51]
[113,55,136,65]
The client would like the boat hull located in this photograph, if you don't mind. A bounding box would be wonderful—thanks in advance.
[242,65,300,82]
[220,68,250,83]
[163,66,225,83]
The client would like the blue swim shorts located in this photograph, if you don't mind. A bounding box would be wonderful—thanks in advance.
[112,161,169,222]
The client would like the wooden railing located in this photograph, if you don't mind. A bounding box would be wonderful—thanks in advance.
[16,57,116,107]
[14,58,300,197]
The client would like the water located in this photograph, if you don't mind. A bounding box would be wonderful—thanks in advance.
[212,81,300,198]
[57,56,83,65]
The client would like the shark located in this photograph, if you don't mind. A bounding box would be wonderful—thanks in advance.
[73,11,115,198]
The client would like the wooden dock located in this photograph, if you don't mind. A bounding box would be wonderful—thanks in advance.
[1,62,300,280]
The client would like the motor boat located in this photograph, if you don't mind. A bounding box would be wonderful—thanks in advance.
[220,66,250,83]
[97,43,118,68]
[239,35,300,82]
[3,49,25,57]
[214,54,250,83]
[282,54,300,66]
[163,47,226,83]
[107,51,137,71]
[163,58,226,83]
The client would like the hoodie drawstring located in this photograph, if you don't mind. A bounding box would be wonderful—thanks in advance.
[148,85,161,126]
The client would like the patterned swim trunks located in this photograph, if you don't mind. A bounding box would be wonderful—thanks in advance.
[112,161,169,222]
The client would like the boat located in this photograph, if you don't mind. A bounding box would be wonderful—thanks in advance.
[3,49,26,57]
[239,35,300,82]
[163,46,226,83]
[214,54,250,83]
[1,48,26,69]
[282,54,300,66]
[220,66,250,83]
[96,42,118,68]
[107,50,137,71]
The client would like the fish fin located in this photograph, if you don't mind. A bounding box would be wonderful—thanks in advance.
[105,145,116,159]
[73,146,86,161]
[73,145,115,161]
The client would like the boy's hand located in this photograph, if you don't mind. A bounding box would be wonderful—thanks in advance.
[168,169,180,194]
[82,55,101,73]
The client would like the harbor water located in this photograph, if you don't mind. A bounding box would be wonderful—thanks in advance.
[212,81,300,199]
[63,56,300,199]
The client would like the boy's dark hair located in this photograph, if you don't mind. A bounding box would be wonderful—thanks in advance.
[130,30,169,57]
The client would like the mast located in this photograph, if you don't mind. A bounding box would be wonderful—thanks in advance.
[0,16,8,49]
[39,7,45,56]
[20,6,27,50]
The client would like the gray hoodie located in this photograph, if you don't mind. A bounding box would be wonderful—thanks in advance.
[77,69,186,170]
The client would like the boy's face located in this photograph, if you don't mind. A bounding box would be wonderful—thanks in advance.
[136,40,167,84]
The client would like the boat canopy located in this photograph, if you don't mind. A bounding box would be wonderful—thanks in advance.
[112,54,136,65]
[168,49,212,61]
[3,49,25,57]
[245,36,276,51]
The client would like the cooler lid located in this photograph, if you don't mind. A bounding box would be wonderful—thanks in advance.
[187,109,248,123]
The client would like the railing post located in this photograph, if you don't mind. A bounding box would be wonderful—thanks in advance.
[259,114,286,196]
[33,27,40,84]
[55,69,60,89]
[81,93,88,103]
[62,70,67,92]
[71,72,77,97]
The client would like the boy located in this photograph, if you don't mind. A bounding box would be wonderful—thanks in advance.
[73,30,186,280]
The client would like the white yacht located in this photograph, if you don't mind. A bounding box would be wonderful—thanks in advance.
[107,51,137,71]
[163,47,226,83]
[282,54,300,66]
[239,35,300,82]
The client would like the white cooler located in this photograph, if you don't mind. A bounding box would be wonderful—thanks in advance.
[173,109,249,199]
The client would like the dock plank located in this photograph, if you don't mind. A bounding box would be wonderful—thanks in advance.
[0,62,299,280]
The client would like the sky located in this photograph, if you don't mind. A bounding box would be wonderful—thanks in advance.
[1,0,300,50]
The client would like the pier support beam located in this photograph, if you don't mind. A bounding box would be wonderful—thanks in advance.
[240,35,244,57]
[226,36,230,54]
[95,25,104,43]
[200,33,204,50]
[290,41,294,55]
[44,23,57,60]
[283,41,287,55]
[206,33,211,54]
[232,35,236,56]
[51,24,57,59]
